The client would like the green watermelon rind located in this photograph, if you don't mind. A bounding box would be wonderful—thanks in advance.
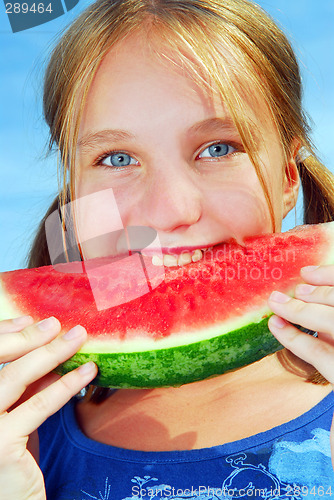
[55,315,279,388]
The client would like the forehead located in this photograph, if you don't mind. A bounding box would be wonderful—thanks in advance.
[79,30,275,143]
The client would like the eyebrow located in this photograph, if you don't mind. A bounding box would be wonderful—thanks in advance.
[77,129,136,153]
[188,117,238,136]
[77,117,240,153]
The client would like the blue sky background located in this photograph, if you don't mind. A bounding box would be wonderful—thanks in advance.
[0,0,333,271]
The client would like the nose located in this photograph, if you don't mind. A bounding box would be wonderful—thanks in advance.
[141,164,203,233]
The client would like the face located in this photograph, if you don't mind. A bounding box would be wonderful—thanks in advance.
[74,32,299,266]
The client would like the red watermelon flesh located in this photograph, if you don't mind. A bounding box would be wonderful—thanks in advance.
[0,222,333,388]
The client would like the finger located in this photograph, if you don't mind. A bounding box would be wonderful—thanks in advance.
[268,291,334,335]
[0,325,88,413]
[268,315,334,383]
[0,315,34,334]
[8,372,61,411]
[0,316,61,363]
[301,265,334,286]
[295,283,334,307]
[8,361,98,437]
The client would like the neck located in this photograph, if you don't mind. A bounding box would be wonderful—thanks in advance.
[76,350,331,451]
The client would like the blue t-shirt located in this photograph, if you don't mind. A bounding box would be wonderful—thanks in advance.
[39,392,334,500]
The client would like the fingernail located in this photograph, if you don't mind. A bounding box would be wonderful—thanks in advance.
[295,284,316,295]
[78,361,96,375]
[269,316,288,329]
[301,265,319,273]
[12,315,34,325]
[62,325,86,340]
[37,317,57,331]
[269,291,291,303]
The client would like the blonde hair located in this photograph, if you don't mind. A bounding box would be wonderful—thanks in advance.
[43,0,334,229]
[31,0,334,390]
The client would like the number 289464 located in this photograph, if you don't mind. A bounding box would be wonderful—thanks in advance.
[5,3,53,14]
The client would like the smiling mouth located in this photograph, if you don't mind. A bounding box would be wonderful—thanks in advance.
[143,235,246,267]
[144,246,214,267]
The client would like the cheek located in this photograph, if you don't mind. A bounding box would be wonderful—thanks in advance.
[208,185,273,243]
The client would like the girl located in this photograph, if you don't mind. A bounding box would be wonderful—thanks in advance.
[1,0,334,498]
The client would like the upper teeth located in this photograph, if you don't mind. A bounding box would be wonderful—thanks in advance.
[152,248,210,267]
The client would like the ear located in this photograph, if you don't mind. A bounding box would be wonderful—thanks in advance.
[282,138,301,218]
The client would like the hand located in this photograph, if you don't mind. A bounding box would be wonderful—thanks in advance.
[267,265,334,467]
[0,316,98,500]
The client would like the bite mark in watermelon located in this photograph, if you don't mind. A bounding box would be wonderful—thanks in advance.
[1,222,334,388]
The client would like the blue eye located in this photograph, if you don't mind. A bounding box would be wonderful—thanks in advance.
[101,152,137,168]
[199,143,235,159]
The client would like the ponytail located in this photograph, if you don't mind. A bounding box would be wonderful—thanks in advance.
[298,156,334,224]
[294,155,334,385]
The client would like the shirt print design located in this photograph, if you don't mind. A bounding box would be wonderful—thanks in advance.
[79,465,294,499]
[269,428,333,499]
[77,429,334,500]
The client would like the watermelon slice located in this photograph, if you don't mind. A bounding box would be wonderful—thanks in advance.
[0,222,334,388]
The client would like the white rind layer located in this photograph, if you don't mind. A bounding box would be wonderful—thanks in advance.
[79,305,272,353]
[0,281,22,320]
